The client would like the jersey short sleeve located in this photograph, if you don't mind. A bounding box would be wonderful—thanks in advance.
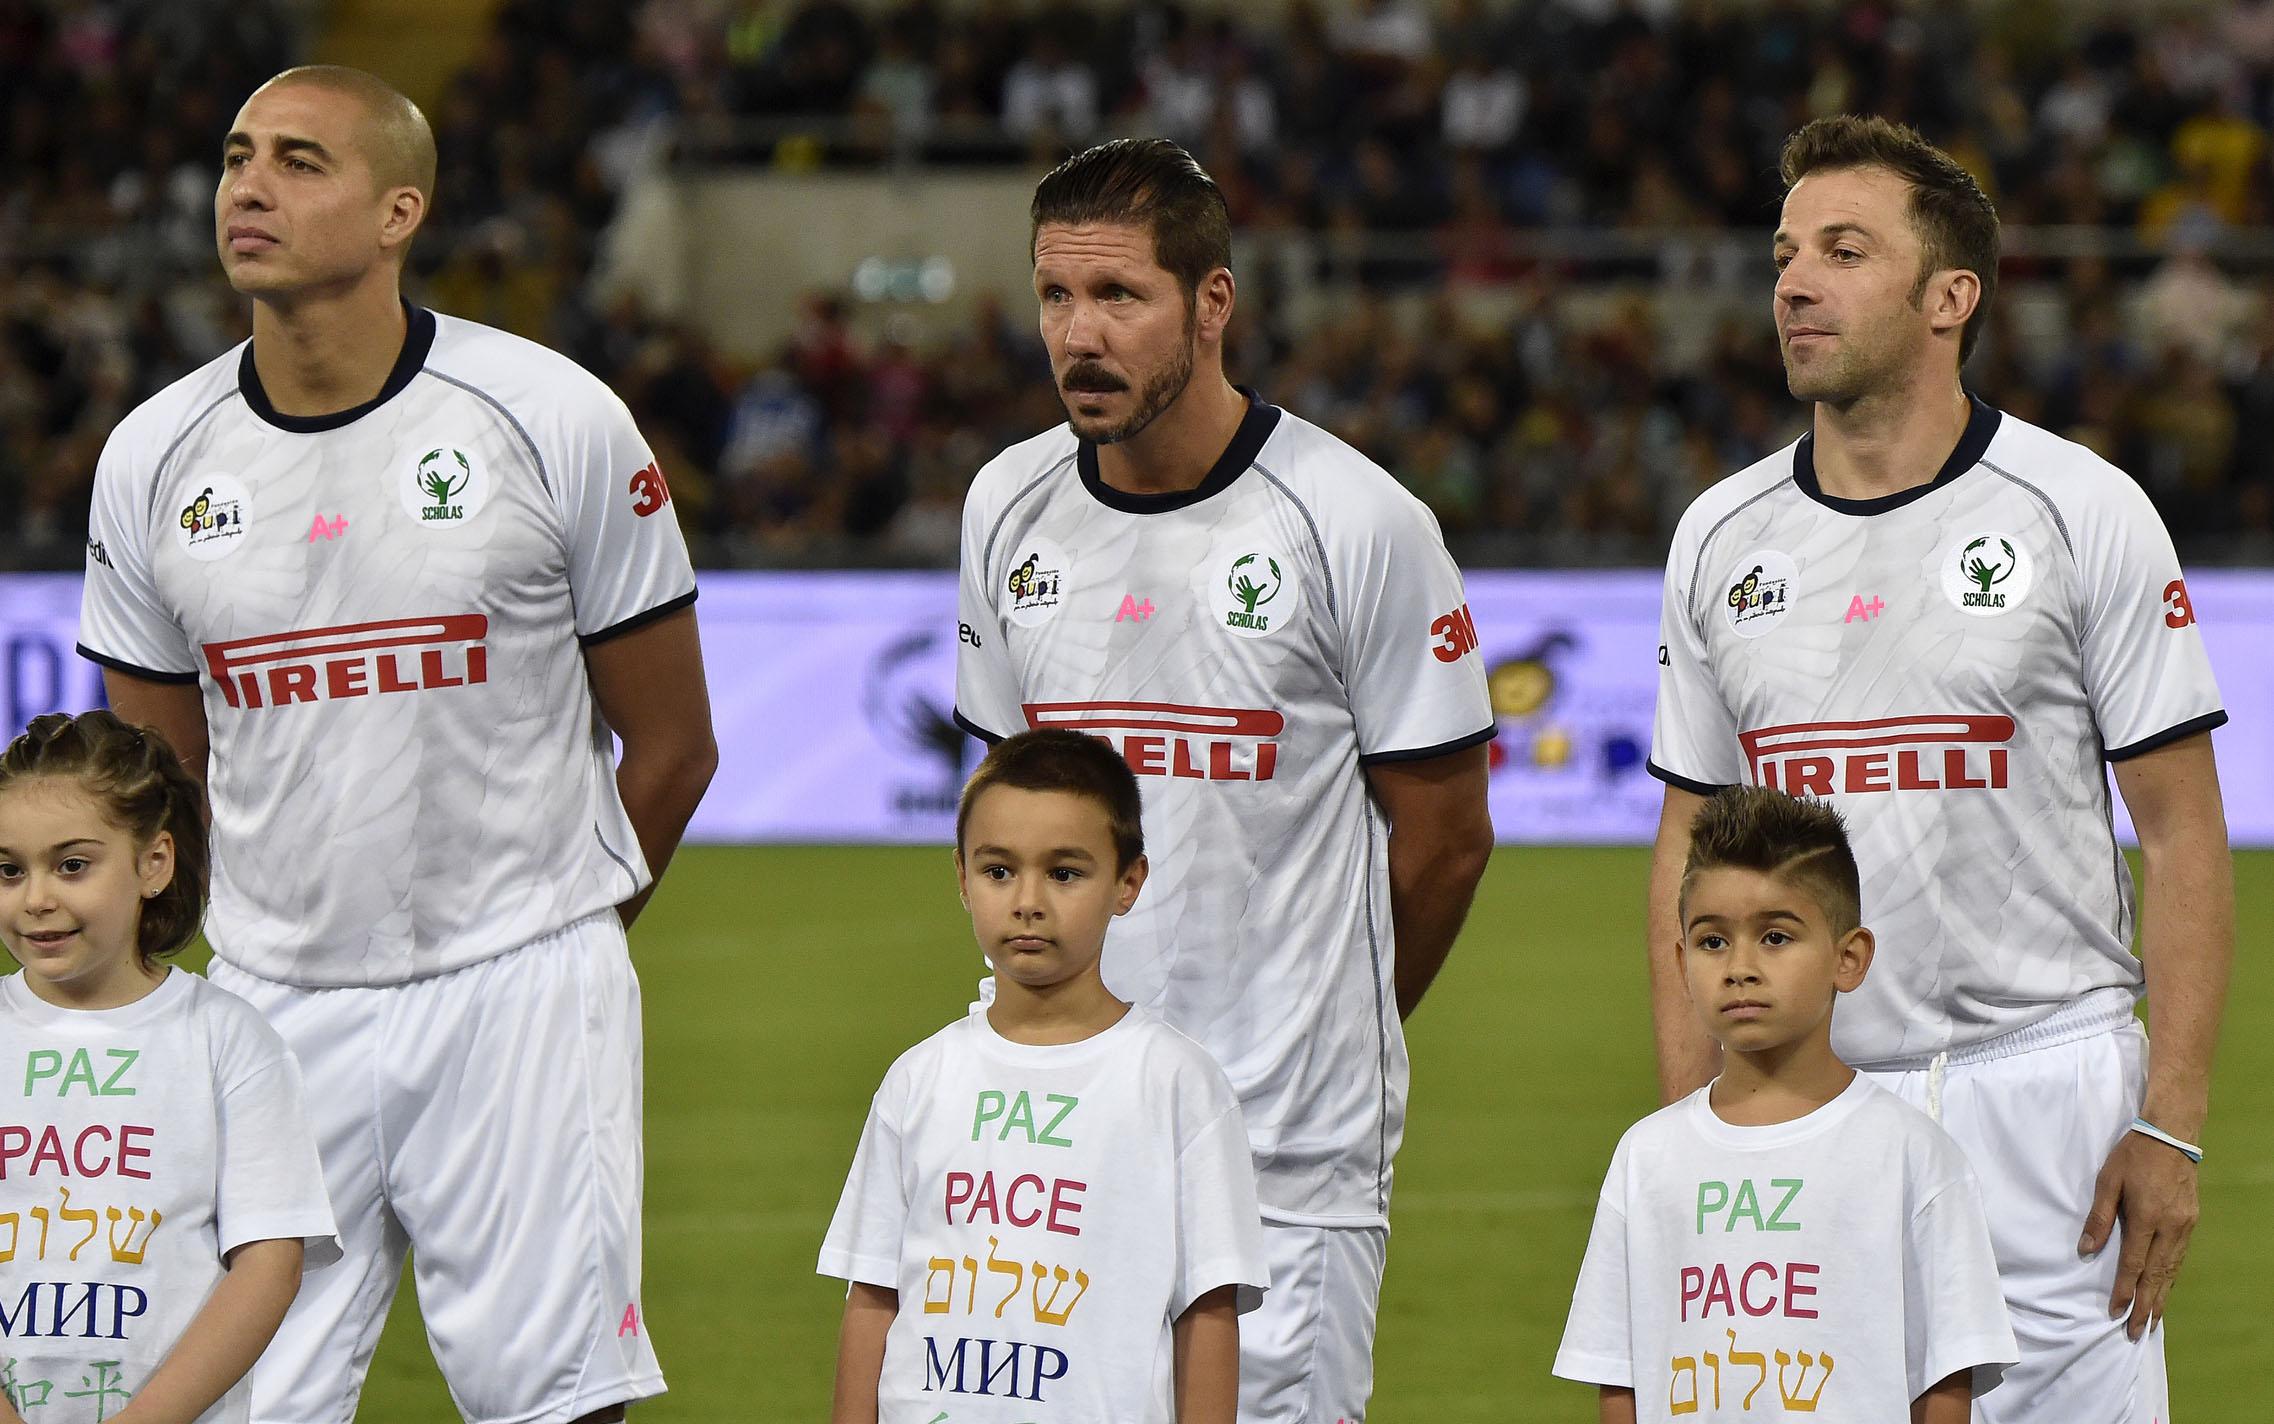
[1336,494,1494,762]
[952,472,1026,742]
[1649,515,1743,792]
[817,1067,911,1289]
[2071,473,2227,759]
[1552,1140,1634,1388]
[1901,1171,2016,1398]
[210,992,340,1267]
[79,422,197,680]
[550,387,698,643]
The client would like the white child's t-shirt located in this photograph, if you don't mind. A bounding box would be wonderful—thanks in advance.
[0,969,338,1424]
[1554,1074,2014,1421]
[819,1004,1268,1422]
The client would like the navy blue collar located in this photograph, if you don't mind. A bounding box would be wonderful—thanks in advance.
[1077,388,1283,514]
[239,301,435,433]
[1793,394,2002,514]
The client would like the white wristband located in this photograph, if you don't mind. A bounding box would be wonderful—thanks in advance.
[2129,1117,2204,1163]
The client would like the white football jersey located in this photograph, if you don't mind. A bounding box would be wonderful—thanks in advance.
[955,398,1495,1223]
[78,307,697,987]
[1653,400,2226,1065]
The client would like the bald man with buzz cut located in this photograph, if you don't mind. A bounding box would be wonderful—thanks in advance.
[77,66,717,1424]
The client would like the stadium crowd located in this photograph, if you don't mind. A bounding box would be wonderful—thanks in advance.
[9,0,2274,568]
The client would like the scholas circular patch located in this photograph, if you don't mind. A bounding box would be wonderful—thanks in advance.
[1217,548,1299,639]
[1941,532,2031,617]
[400,443,490,526]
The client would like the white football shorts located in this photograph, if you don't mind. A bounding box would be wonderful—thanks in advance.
[1867,990,2168,1424]
[210,911,663,1424]
[1238,1219,1388,1424]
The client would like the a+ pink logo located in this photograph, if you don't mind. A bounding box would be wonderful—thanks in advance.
[1116,595,1156,622]
[1843,594,1885,623]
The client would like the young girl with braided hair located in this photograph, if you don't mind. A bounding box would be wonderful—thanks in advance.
[0,710,336,1424]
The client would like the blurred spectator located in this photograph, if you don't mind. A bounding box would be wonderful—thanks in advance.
[1001,31,1096,148]
[1215,40,1278,157]
[1138,13,1215,149]
[853,15,936,148]
[1441,50,1525,154]
[2137,234,2253,365]
[2039,56,2115,149]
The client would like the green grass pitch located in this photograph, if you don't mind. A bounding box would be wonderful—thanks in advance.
[21,846,2270,1418]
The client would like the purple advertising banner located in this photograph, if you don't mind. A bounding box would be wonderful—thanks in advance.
[6,569,2270,845]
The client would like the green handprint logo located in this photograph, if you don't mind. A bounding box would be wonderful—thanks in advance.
[1962,536,2015,594]
[419,448,470,506]
[1228,554,1281,614]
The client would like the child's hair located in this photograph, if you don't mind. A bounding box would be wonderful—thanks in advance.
[956,729,1144,871]
[0,711,210,961]
[1681,786,1861,936]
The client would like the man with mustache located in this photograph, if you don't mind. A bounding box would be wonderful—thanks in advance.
[950,138,1496,1422]
[1646,114,2232,1424]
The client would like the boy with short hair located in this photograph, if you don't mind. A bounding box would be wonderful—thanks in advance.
[1555,786,2016,1423]
[821,728,1268,1422]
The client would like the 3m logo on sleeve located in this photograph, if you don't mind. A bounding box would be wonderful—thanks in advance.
[1024,701,1284,781]
[2163,579,2197,629]
[202,614,489,708]
[1431,603,1480,662]
[629,461,672,517]
[1739,715,2015,795]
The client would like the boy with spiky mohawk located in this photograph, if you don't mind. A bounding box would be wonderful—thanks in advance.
[821,729,1268,1422]
[1556,787,2015,1423]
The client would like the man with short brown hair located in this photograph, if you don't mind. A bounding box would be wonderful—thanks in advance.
[1647,114,2232,1424]
[955,138,1496,1422]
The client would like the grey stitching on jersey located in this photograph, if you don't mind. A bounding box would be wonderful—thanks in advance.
[425,368,553,497]
[1979,458,2076,559]
[593,820,640,892]
[145,389,241,526]
[2093,759,2130,941]
[1361,798,1389,1214]
[1685,479,1789,643]
[980,453,1075,573]
[1256,464,1339,624]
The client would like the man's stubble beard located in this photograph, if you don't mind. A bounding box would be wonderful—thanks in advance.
[1785,280,1937,407]
[1064,309,1200,445]
[1784,330,1901,408]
